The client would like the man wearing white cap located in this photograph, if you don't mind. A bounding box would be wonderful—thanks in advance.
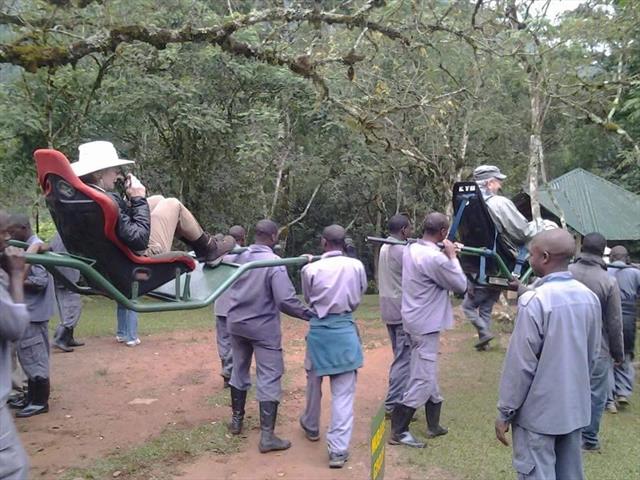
[71,141,233,264]
[472,165,538,255]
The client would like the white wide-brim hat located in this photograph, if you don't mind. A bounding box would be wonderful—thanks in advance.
[71,141,135,177]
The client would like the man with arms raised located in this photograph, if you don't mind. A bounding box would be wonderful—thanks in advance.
[496,229,601,479]
[378,214,413,416]
[389,213,467,448]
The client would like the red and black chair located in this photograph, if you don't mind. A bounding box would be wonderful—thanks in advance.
[34,149,196,298]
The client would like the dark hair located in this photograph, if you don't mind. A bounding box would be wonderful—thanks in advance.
[582,232,607,256]
[422,212,449,236]
[388,214,410,234]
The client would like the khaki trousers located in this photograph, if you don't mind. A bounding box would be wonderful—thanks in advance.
[145,195,204,255]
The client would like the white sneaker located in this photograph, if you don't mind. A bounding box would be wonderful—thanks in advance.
[126,338,141,347]
[116,336,126,343]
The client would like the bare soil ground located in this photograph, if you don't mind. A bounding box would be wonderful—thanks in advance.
[19,315,450,480]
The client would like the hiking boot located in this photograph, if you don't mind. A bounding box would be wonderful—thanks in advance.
[53,325,74,353]
[388,404,425,448]
[615,395,629,406]
[425,400,448,438]
[229,386,247,435]
[299,418,320,442]
[606,402,618,414]
[474,334,494,351]
[582,443,601,453]
[258,401,291,453]
[191,234,235,267]
[329,451,349,468]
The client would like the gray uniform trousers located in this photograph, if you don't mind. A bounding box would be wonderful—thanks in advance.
[0,406,29,480]
[229,334,283,402]
[384,323,411,413]
[401,332,443,408]
[582,355,611,448]
[10,344,26,395]
[215,316,233,379]
[462,284,500,340]
[512,424,584,480]
[300,350,357,455]
[608,353,635,401]
[16,322,50,380]
[54,287,82,329]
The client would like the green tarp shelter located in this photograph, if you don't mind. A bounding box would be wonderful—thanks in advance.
[513,168,640,241]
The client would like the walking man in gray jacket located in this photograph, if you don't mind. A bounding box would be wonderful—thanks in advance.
[496,229,601,479]
[569,232,624,452]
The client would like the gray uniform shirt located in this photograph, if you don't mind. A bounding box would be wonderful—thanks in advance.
[226,244,312,343]
[378,237,404,324]
[401,240,467,335]
[0,281,29,405]
[498,271,602,435]
[24,235,55,323]
[569,253,624,362]
[301,250,367,318]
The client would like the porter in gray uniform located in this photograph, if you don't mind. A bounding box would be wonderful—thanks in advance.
[568,232,623,452]
[212,225,246,387]
[8,215,55,418]
[49,232,85,352]
[299,225,367,468]
[496,229,601,480]
[389,213,467,448]
[0,214,30,480]
[378,214,412,414]
[607,246,640,405]
[226,220,312,453]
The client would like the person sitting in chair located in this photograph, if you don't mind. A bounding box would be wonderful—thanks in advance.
[71,141,233,265]
[473,165,539,257]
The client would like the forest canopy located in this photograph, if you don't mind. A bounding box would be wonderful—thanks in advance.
[1,0,639,262]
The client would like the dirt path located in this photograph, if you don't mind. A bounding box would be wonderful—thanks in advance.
[20,316,463,479]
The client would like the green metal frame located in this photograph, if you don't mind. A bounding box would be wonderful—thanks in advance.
[15,240,318,313]
[366,236,534,287]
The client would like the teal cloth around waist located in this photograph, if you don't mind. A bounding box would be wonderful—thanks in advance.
[307,312,363,377]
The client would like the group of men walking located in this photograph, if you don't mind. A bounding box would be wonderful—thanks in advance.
[215,220,367,468]
[2,162,639,478]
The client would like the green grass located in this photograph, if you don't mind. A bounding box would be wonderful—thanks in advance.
[401,322,640,479]
[52,295,640,479]
[61,422,242,480]
[49,296,215,338]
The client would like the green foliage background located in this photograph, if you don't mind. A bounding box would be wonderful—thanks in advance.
[1,0,639,261]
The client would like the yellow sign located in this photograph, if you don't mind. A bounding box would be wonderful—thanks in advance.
[370,404,386,480]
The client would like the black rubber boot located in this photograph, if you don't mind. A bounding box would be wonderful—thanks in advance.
[258,401,291,453]
[388,404,425,448]
[16,377,49,418]
[53,325,74,352]
[229,386,247,435]
[425,400,448,438]
[68,327,85,347]
[8,380,31,410]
